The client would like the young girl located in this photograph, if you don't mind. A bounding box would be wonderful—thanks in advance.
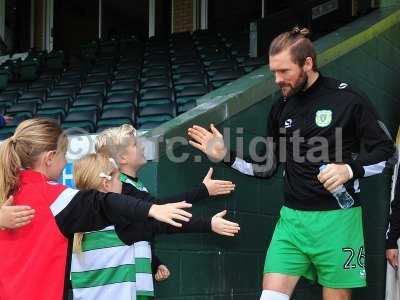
[0,118,195,300]
[70,152,240,300]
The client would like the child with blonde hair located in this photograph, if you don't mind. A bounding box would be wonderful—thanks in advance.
[70,152,240,300]
[95,124,238,299]
[0,118,195,300]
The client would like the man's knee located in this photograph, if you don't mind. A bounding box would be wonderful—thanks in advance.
[262,273,299,296]
[323,287,352,300]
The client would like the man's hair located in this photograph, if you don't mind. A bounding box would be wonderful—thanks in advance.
[269,26,318,71]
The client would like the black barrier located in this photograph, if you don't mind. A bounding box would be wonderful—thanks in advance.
[256,0,373,58]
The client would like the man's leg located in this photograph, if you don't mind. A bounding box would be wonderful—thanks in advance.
[322,287,352,300]
[260,273,300,299]
[261,207,316,299]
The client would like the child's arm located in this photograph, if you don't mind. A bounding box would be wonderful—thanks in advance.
[151,253,163,275]
[159,168,235,204]
[123,182,209,205]
[116,210,240,244]
[122,168,235,205]
[48,187,192,237]
[116,216,211,244]
[0,196,35,229]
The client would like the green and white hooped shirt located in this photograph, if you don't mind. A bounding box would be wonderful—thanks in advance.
[71,226,138,300]
[69,175,154,300]
[120,173,154,298]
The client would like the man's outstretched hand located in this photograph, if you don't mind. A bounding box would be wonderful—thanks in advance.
[188,124,227,162]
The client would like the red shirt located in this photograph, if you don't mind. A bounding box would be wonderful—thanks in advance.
[0,169,153,300]
[0,170,69,300]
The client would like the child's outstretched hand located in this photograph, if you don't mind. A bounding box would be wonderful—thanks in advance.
[155,264,171,282]
[0,196,35,230]
[148,201,192,227]
[211,210,240,237]
[203,168,235,196]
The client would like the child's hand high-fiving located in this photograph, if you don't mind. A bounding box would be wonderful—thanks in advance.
[211,210,240,237]
[155,264,171,282]
[202,167,235,196]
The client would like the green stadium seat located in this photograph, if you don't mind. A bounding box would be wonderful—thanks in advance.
[142,67,169,79]
[114,69,140,81]
[62,110,97,133]
[0,69,9,90]
[55,78,81,88]
[0,93,19,107]
[139,88,173,108]
[19,58,40,81]
[142,77,171,89]
[72,94,103,110]
[172,64,203,75]
[6,102,37,118]
[19,90,46,104]
[98,107,135,127]
[78,85,105,96]
[36,112,62,124]
[30,79,53,90]
[138,103,174,125]
[175,85,208,109]
[46,50,65,70]
[174,74,206,88]
[38,99,69,118]
[109,80,140,93]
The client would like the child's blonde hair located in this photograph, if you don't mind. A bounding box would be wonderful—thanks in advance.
[0,118,68,206]
[95,124,137,162]
[72,152,119,253]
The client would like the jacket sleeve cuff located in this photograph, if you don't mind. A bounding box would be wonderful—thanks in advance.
[199,182,210,197]
[344,160,364,179]
[151,254,163,274]
[206,219,212,232]
[386,238,399,249]
[223,151,237,167]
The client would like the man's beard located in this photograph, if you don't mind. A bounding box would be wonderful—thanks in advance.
[280,72,308,98]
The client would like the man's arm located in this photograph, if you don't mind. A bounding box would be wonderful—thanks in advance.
[345,97,395,178]
[188,103,282,179]
[319,95,395,192]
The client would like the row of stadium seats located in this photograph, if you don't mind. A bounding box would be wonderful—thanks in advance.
[0,30,265,138]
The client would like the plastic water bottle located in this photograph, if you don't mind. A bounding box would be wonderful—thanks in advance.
[319,164,354,209]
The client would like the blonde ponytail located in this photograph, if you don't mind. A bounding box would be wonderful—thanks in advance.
[73,233,84,253]
[0,139,23,205]
[0,118,68,206]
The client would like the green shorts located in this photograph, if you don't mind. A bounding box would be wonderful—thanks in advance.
[264,206,366,288]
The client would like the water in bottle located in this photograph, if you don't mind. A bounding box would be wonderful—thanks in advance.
[319,164,354,209]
